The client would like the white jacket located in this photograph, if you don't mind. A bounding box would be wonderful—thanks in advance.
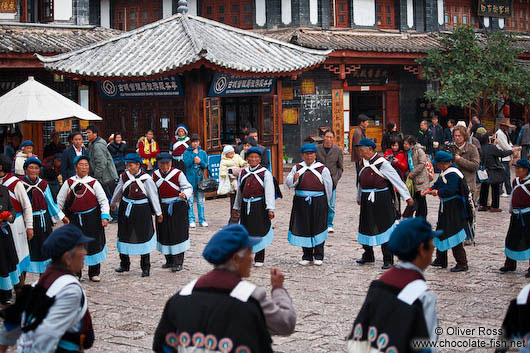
[495,128,513,162]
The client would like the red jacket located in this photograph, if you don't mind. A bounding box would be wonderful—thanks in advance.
[384,149,408,179]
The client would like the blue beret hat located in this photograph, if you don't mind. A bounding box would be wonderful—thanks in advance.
[124,153,142,164]
[73,155,89,165]
[53,153,63,160]
[23,156,42,169]
[157,152,173,163]
[355,137,377,149]
[433,151,454,164]
[387,217,442,257]
[20,140,34,148]
[42,224,93,259]
[515,159,530,170]
[300,143,317,153]
[203,224,261,265]
[246,147,262,156]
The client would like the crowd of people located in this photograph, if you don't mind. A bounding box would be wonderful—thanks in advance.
[0,115,528,353]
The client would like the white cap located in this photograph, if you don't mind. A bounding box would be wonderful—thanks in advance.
[223,145,235,154]
[456,121,467,127]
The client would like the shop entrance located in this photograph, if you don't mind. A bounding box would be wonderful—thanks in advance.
[350,91,385,146]
[221,96,259,144]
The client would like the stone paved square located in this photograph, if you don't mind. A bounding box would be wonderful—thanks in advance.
[17,163,529,353]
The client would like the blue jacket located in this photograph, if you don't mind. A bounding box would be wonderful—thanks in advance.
[183,146,208,190]
[60,145,88,180]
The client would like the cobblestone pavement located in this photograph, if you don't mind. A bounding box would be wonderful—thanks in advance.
[16,162,529,353]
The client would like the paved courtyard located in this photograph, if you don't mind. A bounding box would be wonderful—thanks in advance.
[17,162,529,353]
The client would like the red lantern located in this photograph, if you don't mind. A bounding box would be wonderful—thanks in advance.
[503,104,510,118]
[439,106,448,117]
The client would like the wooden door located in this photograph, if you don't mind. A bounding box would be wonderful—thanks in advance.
[376,0,395,29]
[334,0,350,28]
[203,97,222,152]
[260,95,279,178]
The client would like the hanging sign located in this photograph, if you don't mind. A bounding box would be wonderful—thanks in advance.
[99,75,183,99]
[0,0,16,13]
[477,0,512,18]
[55,120,72,132]
[208,73,276,96]
[347,66,390,86]
[332,89,344,148]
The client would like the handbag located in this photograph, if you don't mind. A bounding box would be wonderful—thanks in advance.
[476,165,489,183]
[197,178,219,193]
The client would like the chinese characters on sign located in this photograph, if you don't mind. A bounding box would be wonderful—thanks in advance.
[301,79,316,95]
[208,73,276,96]
[55,120,72,133]
[0,0,16,13]
[346,66,390,86]
[331,89,344,148]
[477,0,512,18]
[282,108,299,125]
[99,75,183,99]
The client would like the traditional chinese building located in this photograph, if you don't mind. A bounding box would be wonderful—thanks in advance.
[38,12,329,181]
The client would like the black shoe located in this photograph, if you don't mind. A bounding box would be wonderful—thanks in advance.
[431,260,447,268]
[115,266,129,273]
[161,263,173,269]
[450,265,469,272]
[525,271,530,278]
[0,298,13,306]
[499,266,516,273]
[356,257,375,265]
[172,265,183,272]
[381,263,392,270]
[141,270,150,277]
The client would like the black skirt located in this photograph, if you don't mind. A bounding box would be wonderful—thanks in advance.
[434,196,467,252]
[0,223,19,290]
[27,211,53,273]
[117,199,155,255]
[358,188,396,246]
[67,207,107,266]
[288,193,328,248]
[240,198,271,237]
[156,199,189,255]
[505,210,530,261]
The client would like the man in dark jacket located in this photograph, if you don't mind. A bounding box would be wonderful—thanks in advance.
[153,224,296,353]
[316,129,343,233]
[428,116,444,151]
[60,131,87,180]
[86,125,118,196]
[444,119,455,144]
[248,128,270,169]
[417,120,434,155]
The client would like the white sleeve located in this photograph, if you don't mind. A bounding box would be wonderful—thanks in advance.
[496,130,512,151]
[380,161,411,201]
[419,290,438,345]
[233,175,243,211]
[144,178,162,216]
[285,166,298,189]
[110,176,124,207]
[264,171,276,211]
[14,182,33,229]
[56,181,70,211]
[178,172,193,199]
[93,180,110,218]
[321,167,333,206]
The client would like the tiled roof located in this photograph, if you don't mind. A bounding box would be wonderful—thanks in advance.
[37,14,330,78]
[0,23,120,54]
[260,28,441,52]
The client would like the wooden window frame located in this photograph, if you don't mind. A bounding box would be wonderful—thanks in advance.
[331,0,350,28]
[39,0,54,23]
[201,0,253,29]
[506,0,529,32]
[112,0,162,31]
[376,0,396,30]
[444,0,479,29]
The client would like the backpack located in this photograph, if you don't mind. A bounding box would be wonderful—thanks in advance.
[425,156,435,181]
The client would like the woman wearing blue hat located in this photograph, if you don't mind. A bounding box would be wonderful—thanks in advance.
[110,153,163,277]
[355,138,413,269]
[170,125,189,173]
[499,159,530,277]
[14,140,34,177]
[233,147,275,266]
[422,151,469,272]
[0,184,19,305]
[285,143,333,266]
[153,152,193,272]
[56,155,110,282]
[21,157,69,274]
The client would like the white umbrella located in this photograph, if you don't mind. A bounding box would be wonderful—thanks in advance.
[0,76,102,123]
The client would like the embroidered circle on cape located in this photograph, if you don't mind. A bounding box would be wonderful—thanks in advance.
[377,333,389,350]
[204,334,217,350]
[165,332,179,348]
[368,326,378,342]
[192,332,205,347]
[353,323,363,340]
[218,338,234,353]
[235,345,251,353]
[179,332,191,347]
[385,346,398,353]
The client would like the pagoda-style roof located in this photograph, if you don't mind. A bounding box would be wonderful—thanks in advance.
[37,14,330,78]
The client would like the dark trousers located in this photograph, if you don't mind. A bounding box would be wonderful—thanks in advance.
[302,242,325,261]
[501,161,512,194]
[414,191,428,218]
[229,192,239,224]
[362,243,393,264]
[77,264,100,279]
[255,249,265,263]
[120,253,150,271]
[0,289,12,303]
[480,183,500,209]
[164,254,184,266]
[435,243,467,267]
[503,257,530,270]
